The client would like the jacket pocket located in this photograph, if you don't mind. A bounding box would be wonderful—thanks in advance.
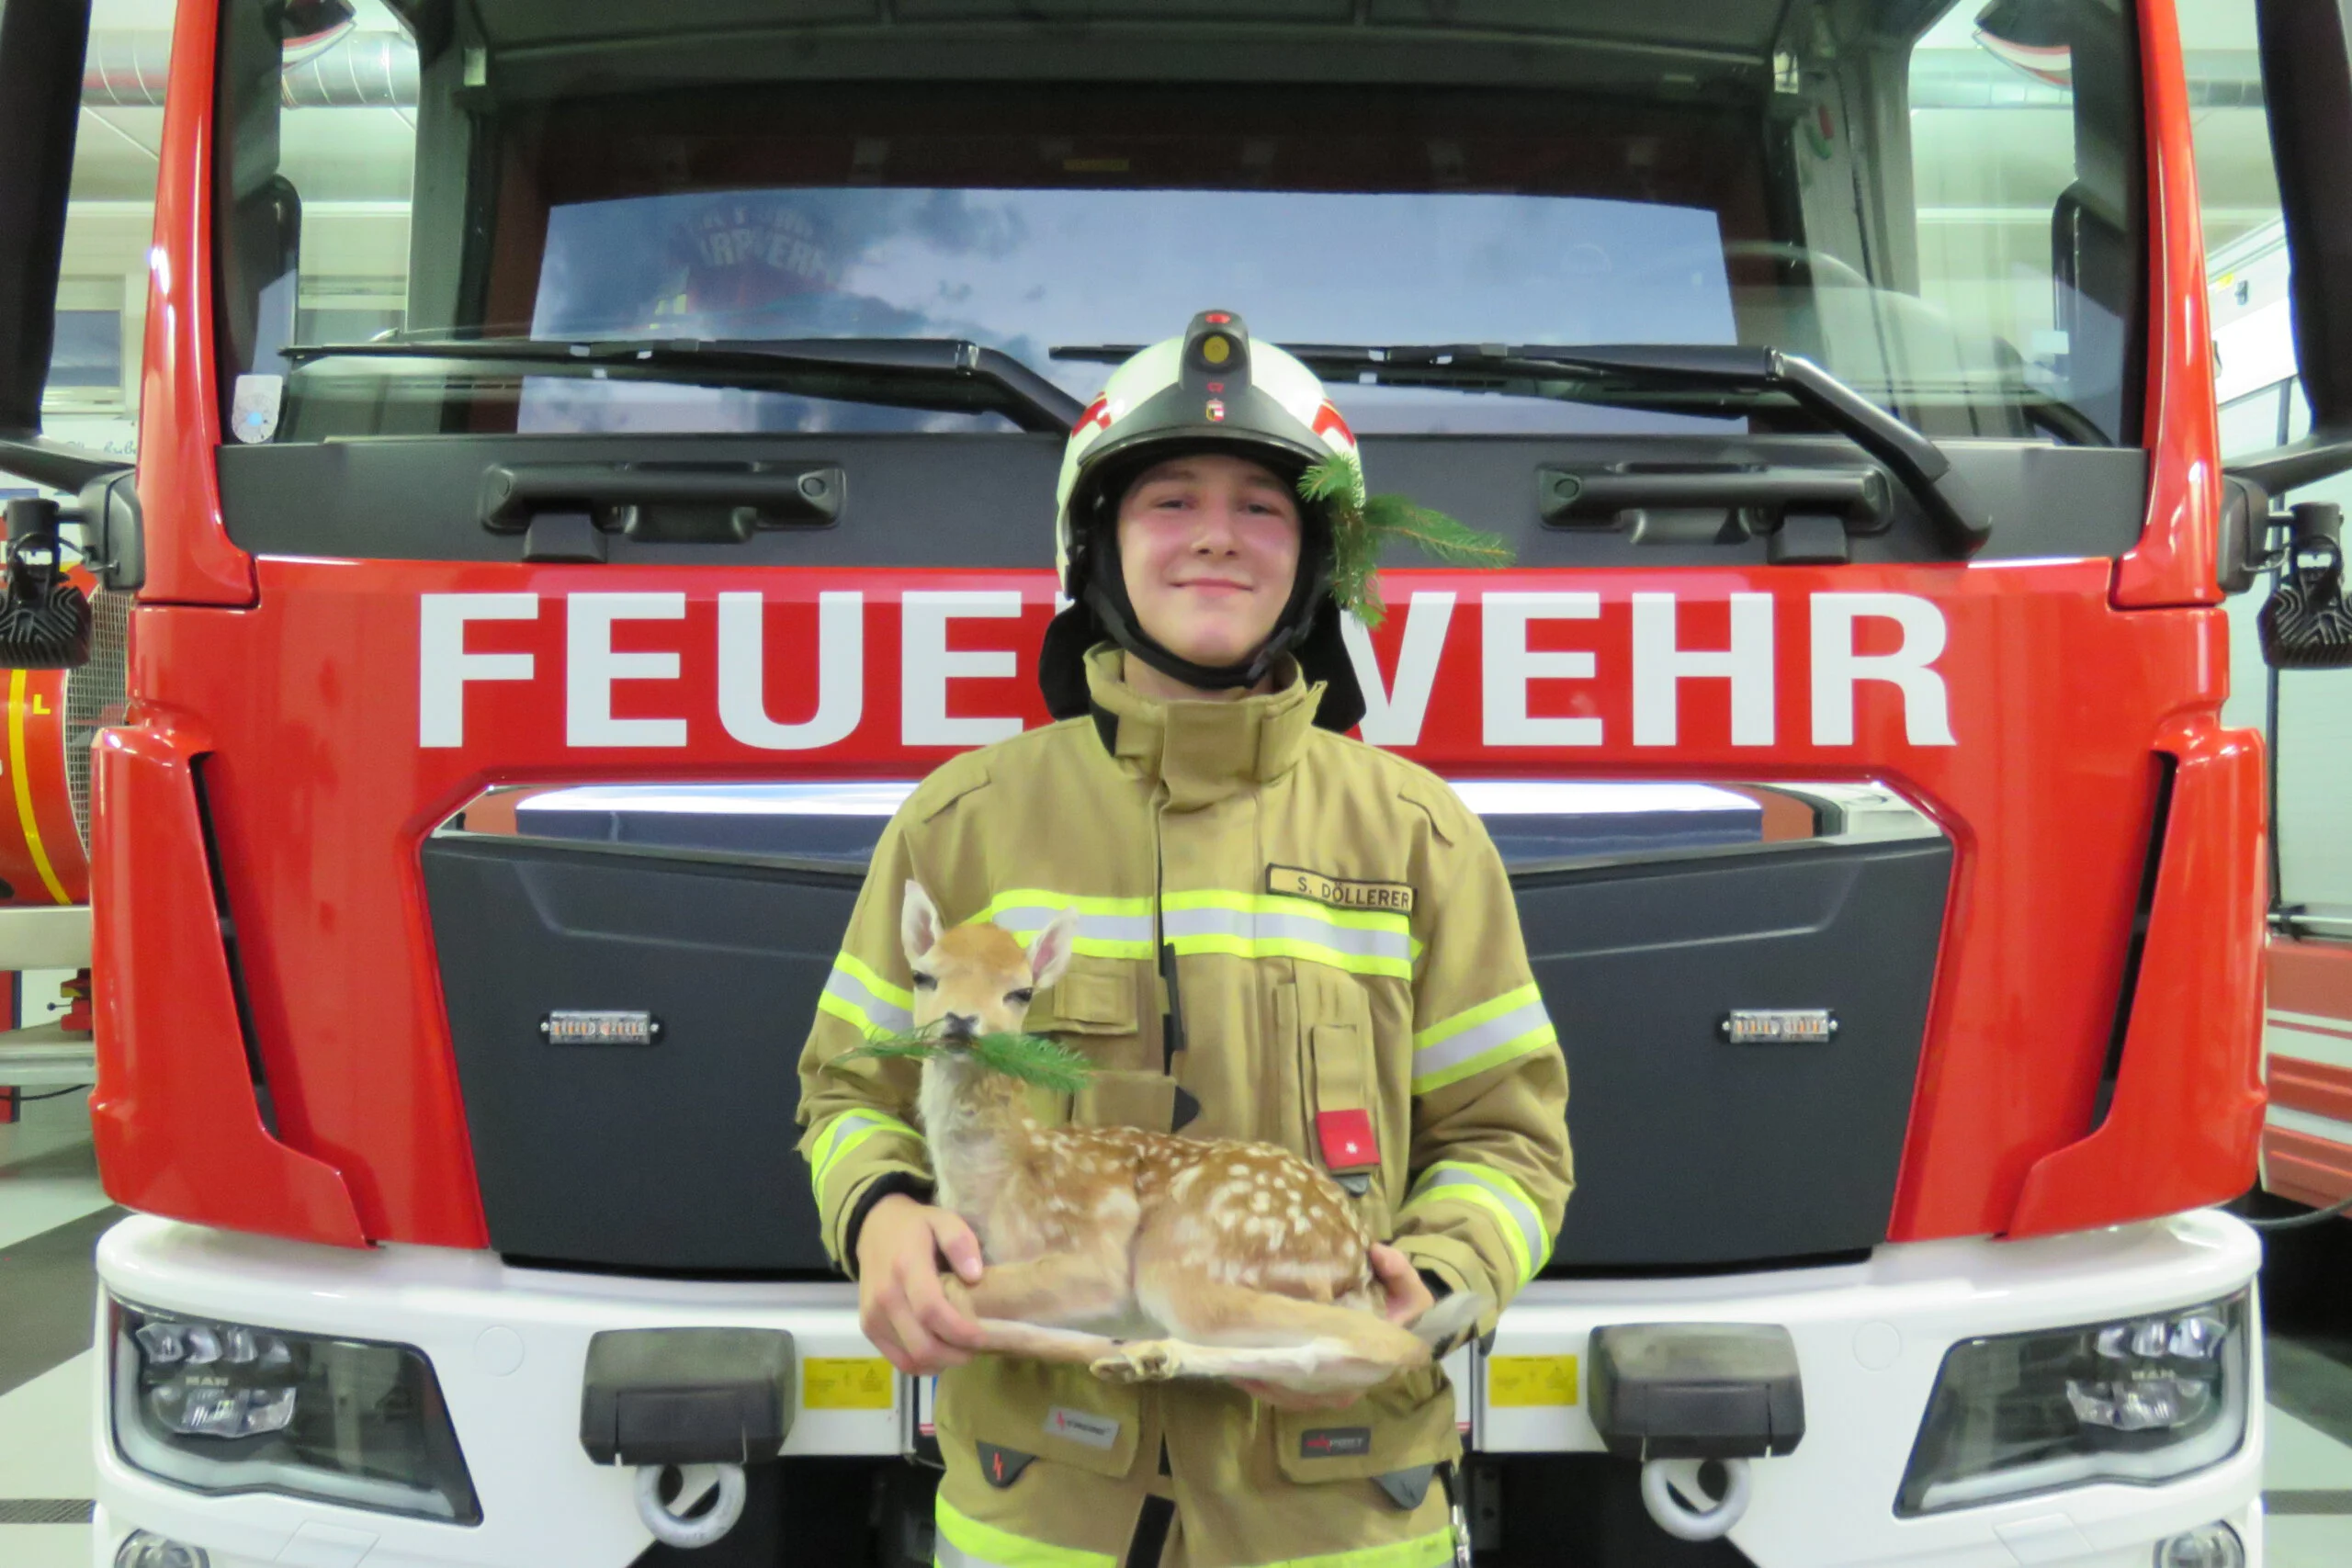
[935,1358,1143,1480]
[1028,955,1139,1037]
[1286,970,1393,1237]
[1272,1364,1462,1484]
[1031,955,1151,1124]
[1072,1070,1181,1133]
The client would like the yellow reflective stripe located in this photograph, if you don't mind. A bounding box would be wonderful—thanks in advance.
[1412,985,1556,1094]
[933,1495,1118,1568]
[809,1110,922,1204]
[819,953,916,1039]
[1416,983,1543,1049]
[836,953,914,1011]
[1160,888,1412,935]
[1163,931,1412,979]
[6,671,68,904]
[1410,1025,1557,1096]
[1161,890,1417,978]
[1263,1526,1460,1568]
[973,888,1156,961]
[974,888,1156,919]
[1402,1160,1552,1284]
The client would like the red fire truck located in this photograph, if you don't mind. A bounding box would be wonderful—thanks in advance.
[2210,216,2352,1220]
[0,1,2342,1565]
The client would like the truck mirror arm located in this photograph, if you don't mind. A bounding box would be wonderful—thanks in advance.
[0,431,130,493]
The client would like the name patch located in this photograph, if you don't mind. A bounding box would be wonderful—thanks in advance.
[1268,865,1416,915]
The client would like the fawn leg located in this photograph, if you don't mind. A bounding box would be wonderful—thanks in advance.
[942,1249,1132,1366]
[946,1249,1127,1325]
[1090,1258,1431,1393]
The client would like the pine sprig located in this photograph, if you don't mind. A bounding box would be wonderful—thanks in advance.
[842,1029,1097,1095]
[1300,452,1513,627]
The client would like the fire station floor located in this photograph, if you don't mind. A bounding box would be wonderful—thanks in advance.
[3,1089,2349,1568]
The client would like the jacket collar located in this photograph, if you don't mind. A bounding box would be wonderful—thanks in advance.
[1083,646,1323,808]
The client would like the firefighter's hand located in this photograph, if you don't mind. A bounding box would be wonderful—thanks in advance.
[1369,1242,1438,1328]
[856,1194,985,1375]
[1238,1245,1435,1411]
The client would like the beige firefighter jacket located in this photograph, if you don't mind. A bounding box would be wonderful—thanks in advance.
[796,646,1572,1500]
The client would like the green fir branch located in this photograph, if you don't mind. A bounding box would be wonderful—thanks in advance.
[1300,452,1513,629]
[842,1028,1096,1095]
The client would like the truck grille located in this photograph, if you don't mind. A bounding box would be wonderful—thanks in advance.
[65,588,131,852]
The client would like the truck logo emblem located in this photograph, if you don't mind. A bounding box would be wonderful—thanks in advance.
[1719,1010,1838,1045]
[539,1010,663,1046]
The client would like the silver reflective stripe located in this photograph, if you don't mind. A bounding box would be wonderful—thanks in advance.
[822,964,911,1035]
[987,906,1156,945]
[1417,1168,1550,1277]
[1414,997,1553,1079]
[934,1532,1000,1568]
[1160,907,1413,964]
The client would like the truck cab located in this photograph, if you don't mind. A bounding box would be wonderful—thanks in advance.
[3,2,2346,1564]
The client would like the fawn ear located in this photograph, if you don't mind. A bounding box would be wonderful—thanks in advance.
[1027,906,1080,991]
[901,881,945,965]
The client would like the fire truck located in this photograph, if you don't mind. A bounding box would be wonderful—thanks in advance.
[0,1,2343,1564]
[2209,215,2352,1223]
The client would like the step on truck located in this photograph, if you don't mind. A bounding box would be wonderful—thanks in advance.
[5,1,2352,1564]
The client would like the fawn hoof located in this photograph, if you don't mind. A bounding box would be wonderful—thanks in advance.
[1093,1342,1181,1383]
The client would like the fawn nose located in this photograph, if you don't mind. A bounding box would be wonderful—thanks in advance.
[941,1011,980,1041]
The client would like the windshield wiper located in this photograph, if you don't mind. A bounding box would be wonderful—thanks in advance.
[1054,341,1993,555]
[278,336,1084,434]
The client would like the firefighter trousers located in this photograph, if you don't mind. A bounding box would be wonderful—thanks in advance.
[933,1422,1461,1568]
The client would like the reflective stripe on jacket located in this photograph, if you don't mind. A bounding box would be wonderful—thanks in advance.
[795,646,1572,1501]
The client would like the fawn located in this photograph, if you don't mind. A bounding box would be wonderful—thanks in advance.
[892,880,1485,1394]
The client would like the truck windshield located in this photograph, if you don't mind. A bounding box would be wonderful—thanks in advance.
[216,0,2143,445]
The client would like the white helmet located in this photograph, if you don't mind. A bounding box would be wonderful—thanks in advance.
[1038,310,1368,726]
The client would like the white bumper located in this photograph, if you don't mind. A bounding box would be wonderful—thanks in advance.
[93,1209,2264,1568]
[1478,1210,2265,1568]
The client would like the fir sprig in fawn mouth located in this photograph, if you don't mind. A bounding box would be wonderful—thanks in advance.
[843,1025,1096,1096]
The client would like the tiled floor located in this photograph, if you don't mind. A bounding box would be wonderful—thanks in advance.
[6,1088,2351,1565]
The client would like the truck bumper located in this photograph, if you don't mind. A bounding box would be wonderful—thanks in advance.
[93,1209,2263,1568]
[1481,1208,2264,1567]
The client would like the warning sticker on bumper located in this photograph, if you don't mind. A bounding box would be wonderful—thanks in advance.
[1487,1355,1578,1407]
[803,1357,895,1409]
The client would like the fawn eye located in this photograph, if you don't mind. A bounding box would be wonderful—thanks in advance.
[1006,987,1035,1007]
[911,973,937,991]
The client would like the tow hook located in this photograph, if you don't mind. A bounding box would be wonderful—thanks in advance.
[636,1462,749,1550]
[1638,1456,1754,1541]
[1586,1323,1805,1544]
[580,1327,798,1551]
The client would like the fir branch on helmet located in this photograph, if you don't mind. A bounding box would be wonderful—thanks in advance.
[842,1028,1097,1095]
[1300,452,1513,628]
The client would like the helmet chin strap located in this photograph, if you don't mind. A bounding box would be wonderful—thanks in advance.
[1081,528,1330,694]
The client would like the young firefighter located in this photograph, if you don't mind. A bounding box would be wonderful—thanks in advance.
[797,312,1571,1568]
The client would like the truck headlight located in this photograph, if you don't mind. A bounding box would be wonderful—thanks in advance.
[1897,1292,2249,1515]
[109,1298,481,1524]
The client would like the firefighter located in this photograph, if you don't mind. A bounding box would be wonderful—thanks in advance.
[797,311,1571,1568]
